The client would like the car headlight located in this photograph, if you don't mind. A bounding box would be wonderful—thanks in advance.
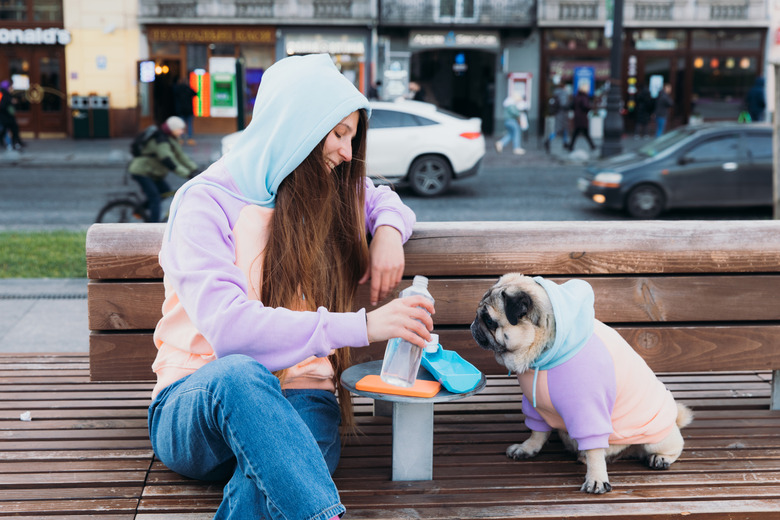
[592,172,623,188]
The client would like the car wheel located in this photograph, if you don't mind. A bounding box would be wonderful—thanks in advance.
[626,184,665,219]
[408,155,452,197]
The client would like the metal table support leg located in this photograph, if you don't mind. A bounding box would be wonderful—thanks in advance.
[391,401,433,481]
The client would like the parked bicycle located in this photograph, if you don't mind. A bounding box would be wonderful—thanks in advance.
[95,169,177,223]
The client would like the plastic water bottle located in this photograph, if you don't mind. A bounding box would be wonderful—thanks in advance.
[380,275,435,387]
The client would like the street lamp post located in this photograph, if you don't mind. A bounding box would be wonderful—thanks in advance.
[601,0,625,158]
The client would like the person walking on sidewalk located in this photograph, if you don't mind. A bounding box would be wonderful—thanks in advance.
[544,76,571,153]
[172,76,198,145]
[127,116,198,222]
[745,77,766,123]
[654,83,673,137]
[633,85,653,139]
[495,91,528,155]
[0,80,25,151]
[147,53,433,520]
[567,84,596,152]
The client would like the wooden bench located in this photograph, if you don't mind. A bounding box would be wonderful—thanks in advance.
[4,220,780,518]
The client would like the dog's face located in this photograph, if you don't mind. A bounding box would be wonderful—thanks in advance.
[470,273,556,374]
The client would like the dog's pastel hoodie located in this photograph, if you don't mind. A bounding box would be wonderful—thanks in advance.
[517,277,679,450]
[150,54,415,398]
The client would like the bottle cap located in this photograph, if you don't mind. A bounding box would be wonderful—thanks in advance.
[424,333,439,353]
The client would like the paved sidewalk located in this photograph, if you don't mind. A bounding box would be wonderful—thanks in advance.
[0,279,88,353]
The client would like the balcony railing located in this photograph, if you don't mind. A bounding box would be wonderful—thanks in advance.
[139,0,373,23]
[539,0,768,25]
[380,0,535,26]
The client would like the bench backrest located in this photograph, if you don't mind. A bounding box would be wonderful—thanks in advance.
[87,220,780,382]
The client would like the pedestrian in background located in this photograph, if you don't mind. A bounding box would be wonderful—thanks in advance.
[172,76,198,145]
[147,53,432,519]
[127,116,198,222]
[745,77,766,122]
[567,84,596,152]
[0,80,25,151]
[495,91,528,155]
[654,83,673,137]
[544,76,571,153]
[633,85,653,139]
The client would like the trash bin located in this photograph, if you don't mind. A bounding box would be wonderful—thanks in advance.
[71,96,90,139]
[89,95,110,138]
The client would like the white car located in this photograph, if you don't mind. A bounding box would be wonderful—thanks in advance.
[221,99,485,197]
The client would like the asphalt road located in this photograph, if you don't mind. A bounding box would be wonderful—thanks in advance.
[0,160,772,231]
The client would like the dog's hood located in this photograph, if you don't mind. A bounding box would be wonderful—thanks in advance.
[527,276,595,406]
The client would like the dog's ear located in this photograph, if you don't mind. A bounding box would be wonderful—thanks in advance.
[502,290,533,326]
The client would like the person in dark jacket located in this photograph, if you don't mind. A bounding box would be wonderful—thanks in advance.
[745,77,766,122]
[0,80,25,150]
[567,84,596,152]
[172,76,198,145]
[633,85,654,139]
[128,116,198,222]
[653,84,673,137]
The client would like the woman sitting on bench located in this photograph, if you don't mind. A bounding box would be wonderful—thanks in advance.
[146,53,435,520]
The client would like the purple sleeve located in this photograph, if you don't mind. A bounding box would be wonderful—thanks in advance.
[547,338,616,450]
[160,177,369,372]
[364,178,416,242]
[522,394,553,432]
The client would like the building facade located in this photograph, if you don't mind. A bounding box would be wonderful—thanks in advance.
[0,0,772,139]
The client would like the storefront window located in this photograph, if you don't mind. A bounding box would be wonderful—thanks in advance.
[151,41,180,56]
[628,29,686,50]
[692,29,762,50]
[9,57,31,112]
[241,45,274,111]
[691,54,757,121]
[546,30,608,51]
[0,0,26,20]
[210,43,236,57]
[39,55,61,111]
[187,44,208,72]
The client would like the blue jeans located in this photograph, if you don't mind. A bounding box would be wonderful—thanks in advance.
[499,117,522,150]
[655,116,667,137]
[148,355,345,520]
[131,174,170,223]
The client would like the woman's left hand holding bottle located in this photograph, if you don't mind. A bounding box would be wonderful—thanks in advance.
[366,295,434,350]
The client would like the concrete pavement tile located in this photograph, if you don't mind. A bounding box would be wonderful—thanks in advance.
[0,299,88,353]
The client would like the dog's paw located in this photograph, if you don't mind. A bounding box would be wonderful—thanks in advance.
[647,454,672,470]
[506,443,539,460]
[581,478,612,494]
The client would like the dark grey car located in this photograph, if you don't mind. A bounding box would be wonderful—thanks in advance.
[578,123,773,218]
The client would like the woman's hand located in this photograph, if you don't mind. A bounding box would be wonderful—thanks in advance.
[360,225,405,306]
[366,295,435,350]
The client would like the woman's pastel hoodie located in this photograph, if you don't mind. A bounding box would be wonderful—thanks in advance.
[517,277,679,450]
[151,54,415,398]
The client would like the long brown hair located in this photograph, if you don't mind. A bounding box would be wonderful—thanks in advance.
[260,109,369,432]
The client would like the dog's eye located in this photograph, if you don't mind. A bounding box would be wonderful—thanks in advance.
[482,310,498,331]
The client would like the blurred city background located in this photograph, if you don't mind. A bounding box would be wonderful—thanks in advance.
[0,0,778,141]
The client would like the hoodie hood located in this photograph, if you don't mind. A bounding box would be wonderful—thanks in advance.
[531,276,595,371]
[222,53,371,207]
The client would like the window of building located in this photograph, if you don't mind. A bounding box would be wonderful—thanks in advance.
[33,0,60,21]
[0,0,62,22]
[691,54,757,120]
[692,29,762,50]
[435,0,478,22]
[545,30,608,51]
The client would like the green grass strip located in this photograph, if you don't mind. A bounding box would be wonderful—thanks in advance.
[0,231,87,278]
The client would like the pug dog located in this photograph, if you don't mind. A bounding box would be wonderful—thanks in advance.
[470,273,693,494]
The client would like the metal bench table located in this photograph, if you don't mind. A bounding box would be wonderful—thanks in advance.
[341,359,486,481]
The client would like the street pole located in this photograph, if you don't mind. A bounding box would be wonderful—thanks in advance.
[774,62,779,220]
[601,0,624,158]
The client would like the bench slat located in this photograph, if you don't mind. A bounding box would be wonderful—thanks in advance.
[88,275,780,331]
[90,323,780,381]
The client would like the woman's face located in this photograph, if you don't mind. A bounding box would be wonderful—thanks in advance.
[323,111,359,171]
